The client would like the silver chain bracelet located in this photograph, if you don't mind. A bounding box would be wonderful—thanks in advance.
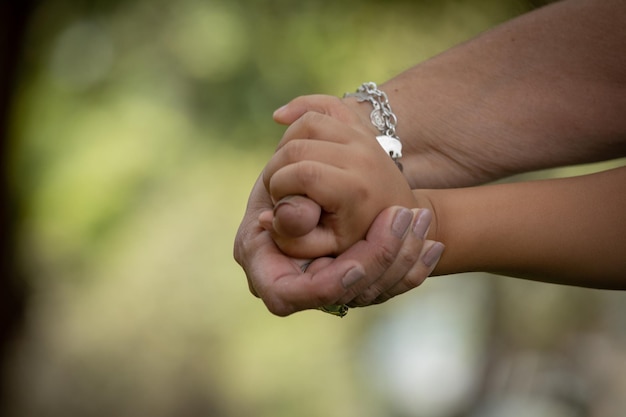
[344,82,403,170]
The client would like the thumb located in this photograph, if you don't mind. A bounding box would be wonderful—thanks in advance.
[273,195,322,238]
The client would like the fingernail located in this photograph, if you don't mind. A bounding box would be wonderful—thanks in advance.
[421,242,445,268]
[273,196,296,215]
[413,209,432,240]
[391,208,413,238]
[342,266,365,288]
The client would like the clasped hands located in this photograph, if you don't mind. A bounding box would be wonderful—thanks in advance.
[233,95,444,316]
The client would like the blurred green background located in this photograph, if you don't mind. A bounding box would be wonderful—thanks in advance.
[2,0,626,416]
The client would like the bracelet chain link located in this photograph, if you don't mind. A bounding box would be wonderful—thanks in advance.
[344,82,403,169]
[344,82,398,138]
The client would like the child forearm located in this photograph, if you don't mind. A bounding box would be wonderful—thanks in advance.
[418,167,626,288]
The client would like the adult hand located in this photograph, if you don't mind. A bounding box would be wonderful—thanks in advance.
[233,177,442,316]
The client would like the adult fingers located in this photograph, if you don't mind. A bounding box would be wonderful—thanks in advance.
[237,213,347,316]
[241,206,426,316]
[312,206,415,305]
[341,208,432,306]
[372,240,445,305]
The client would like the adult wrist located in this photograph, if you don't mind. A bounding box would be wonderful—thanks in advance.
[343,82,404,171]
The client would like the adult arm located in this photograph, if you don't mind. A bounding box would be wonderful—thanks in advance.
[275,0,626,188]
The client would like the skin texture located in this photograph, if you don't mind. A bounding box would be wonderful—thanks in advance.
[235,0,626,315]
[415,167,626,289]
[259,111,416,259]
[267,103,626,288]
[235,195,440,315]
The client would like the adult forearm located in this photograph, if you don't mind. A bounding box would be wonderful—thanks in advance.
[378,0,626,187]
[420,167,626,288]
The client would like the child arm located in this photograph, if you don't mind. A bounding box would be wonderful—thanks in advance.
[420,166,626,288]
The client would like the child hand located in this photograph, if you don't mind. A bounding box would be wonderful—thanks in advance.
[261,110,416,259]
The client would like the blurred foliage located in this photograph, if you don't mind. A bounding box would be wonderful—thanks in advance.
[5,0,626,416]
[11,0,533,270]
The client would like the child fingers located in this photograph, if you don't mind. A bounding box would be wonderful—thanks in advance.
[263,139,347,192]
[273,94,361,126]
[277,110,366,150]
[268,161,357,212]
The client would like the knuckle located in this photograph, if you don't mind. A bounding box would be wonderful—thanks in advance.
[281,140,309,164]
[402,270,428,290]
[357,285,384,306]
[301,109,327,127]
[314,285,342,307]
[398,247,419,267]
[374,241,398,270]
[347,292,369,308]
[293,111,327,138]
[233,227,255,267]
[264,298,295,317]
[337,287,361,306]
[349,181,370,203]
[372,293,391,305]
[294,161,321,189]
